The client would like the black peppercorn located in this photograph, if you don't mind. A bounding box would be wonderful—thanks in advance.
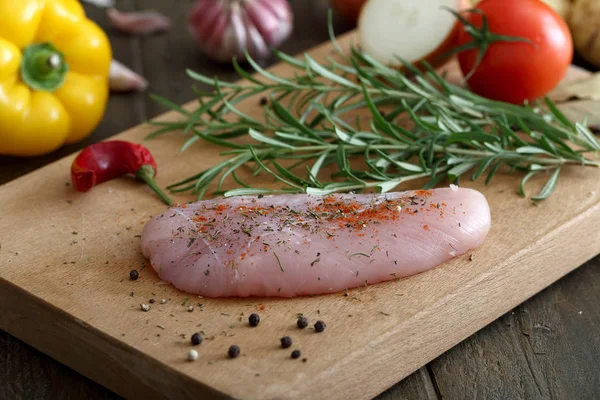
[280,336,292,349]
[228,345,240,358]
[291,350,301,359]
[191,333,203,346]
[248,313,260,327]
[129,270,139,281]
[259,97,268,106]
[314,320,326,333]
[148,298,155,304]
[297,316,308,329]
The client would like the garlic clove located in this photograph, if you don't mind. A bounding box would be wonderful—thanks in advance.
[107,8,171,35]
[190,0,225,42]
[109,60,148,92]
[259,0,292,21]
[250,0,293,45]
[206,9,232,62]
[243,13,270,61]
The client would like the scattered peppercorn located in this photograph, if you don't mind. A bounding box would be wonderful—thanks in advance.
[314,320,326,332]
[129,269,139,280]
[187,349,198,362]
[302,358,307,363]
[228,345,240,359]
[149,299,155,304]
[248,313,260,327]
[297,316,308,329]
[280,336,292,349]
[291,350,301,359]
[191,333,203,346]
[140,303,150,312]
[259,97,268,106]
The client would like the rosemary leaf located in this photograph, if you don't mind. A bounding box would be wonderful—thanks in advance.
[148,22,600,201]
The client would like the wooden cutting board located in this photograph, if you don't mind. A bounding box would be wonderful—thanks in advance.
[1,32,599,400]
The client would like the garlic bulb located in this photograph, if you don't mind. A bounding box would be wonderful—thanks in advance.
[188,0,294,62]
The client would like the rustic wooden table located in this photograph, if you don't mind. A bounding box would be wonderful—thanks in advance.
[1,1,599,399]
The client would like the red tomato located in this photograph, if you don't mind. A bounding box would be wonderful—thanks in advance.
[457,0,572,104]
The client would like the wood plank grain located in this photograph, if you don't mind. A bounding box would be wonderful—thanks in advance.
[429,257,600,400]
[378,368,440,400]
[0,330,119,400]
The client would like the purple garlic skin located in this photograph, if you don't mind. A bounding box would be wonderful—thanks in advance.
[188,0,294,62]
[107,8,171,35]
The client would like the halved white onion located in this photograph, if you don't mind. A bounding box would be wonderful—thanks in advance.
[358,0,467,68]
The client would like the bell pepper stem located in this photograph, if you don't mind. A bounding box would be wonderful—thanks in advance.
[33,51,61,75]
[20,43,69,92]
[135,164,174,206]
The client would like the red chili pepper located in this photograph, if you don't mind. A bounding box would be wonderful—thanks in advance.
[71,140,173,206]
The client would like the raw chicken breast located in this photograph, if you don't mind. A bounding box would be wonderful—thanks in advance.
[141,188,491,297]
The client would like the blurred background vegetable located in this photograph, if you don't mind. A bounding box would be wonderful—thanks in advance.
[0,0,111,156]
[107,8,171,35]
[109,60,148,92]
[569,0,600,69]
[188,0,293,62]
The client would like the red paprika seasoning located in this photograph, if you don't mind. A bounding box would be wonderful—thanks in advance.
[71,140,173,206]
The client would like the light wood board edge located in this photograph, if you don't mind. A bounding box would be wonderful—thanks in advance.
[0,280,231,400]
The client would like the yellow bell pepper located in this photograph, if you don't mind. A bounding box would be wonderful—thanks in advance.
[0,0,112,156]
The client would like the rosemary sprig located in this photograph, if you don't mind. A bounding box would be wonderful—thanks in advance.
[149,19,600,201]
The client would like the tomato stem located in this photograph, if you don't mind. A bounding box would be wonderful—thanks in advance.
[442,7,536,82]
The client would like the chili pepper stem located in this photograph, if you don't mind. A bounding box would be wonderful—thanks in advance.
[135,164,174,206]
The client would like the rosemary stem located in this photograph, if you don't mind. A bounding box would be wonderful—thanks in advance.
[251,144,599,168]
[150,25,600,200]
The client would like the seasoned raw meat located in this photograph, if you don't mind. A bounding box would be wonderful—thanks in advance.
[141,188,491,297]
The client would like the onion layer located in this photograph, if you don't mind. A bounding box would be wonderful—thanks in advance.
[358,0,468,68]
